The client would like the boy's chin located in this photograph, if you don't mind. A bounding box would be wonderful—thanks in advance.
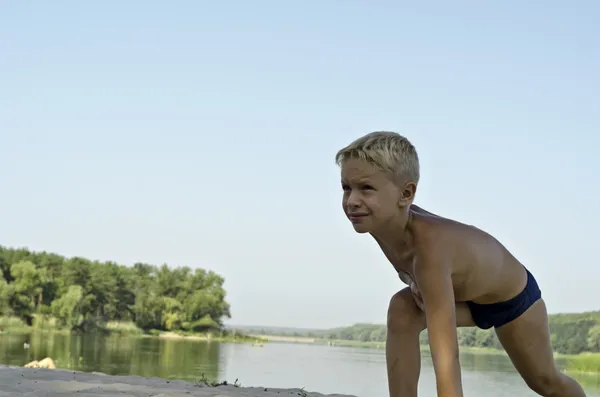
[351,223,372,234]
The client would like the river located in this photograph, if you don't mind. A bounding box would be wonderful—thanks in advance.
[1,331,599,396]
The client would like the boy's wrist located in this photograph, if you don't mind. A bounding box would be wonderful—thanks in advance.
[435,360,463,397]
[436,379,463,397]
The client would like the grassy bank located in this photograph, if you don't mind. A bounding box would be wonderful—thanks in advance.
[0,316,264,343]
[562,353,600,374]
[0,316,146,336]
[0,316,32,333]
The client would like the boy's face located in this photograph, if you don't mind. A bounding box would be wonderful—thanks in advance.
[340,158,412,234]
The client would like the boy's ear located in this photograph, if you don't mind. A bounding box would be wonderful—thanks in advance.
[398,181,417,207]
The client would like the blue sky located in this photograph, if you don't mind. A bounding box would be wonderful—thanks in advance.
[1,1,598,329]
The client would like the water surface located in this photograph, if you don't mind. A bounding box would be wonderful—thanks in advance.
[1,331,598,396]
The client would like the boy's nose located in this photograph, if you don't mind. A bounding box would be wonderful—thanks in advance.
[346,192,362,209]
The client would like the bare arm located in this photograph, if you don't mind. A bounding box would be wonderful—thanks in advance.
[416,254,463,397]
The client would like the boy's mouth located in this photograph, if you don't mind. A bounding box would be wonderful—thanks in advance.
[348,213,368,222]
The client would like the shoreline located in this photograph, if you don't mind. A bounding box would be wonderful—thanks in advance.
[252,334,600,375]
[9,326,599,363]
[5,327,599,376]
[0,365,355,397]
[7,326,599,358]
[1,326,264,344]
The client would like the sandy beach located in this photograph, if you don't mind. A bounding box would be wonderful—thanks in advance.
[0,365,355,397]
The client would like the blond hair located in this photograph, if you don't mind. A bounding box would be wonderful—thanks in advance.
[335,131,420,183]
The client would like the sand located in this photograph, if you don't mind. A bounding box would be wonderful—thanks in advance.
[0,365,356,397]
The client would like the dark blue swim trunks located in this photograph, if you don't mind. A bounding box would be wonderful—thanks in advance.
[466,267,542,329]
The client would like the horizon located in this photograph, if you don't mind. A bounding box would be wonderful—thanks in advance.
[230,305,600,331]
[2,1,599,329]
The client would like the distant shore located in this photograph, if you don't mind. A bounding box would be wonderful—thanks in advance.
[251,334,600,375]
[0,365,352,397]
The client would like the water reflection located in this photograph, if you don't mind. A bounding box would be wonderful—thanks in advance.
[0,331,221,381]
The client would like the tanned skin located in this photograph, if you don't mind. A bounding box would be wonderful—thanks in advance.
[340,157,586,397]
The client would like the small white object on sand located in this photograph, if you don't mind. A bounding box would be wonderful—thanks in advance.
[0,365,356,397]
[23,357,56,369]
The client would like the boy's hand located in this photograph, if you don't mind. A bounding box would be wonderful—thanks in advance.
[398,270,425,311]
[410,281,425,311]
[415,248,463,397]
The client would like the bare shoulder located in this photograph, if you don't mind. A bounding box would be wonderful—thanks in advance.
[409,204,497,248]
[409,205,523,302]
[411,204,503,242]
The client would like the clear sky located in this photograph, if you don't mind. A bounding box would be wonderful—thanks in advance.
[1,1,598,329]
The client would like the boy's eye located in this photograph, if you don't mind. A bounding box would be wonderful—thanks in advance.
[341,184,350,191]
[361,184,374,190]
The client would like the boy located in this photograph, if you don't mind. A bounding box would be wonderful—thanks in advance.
[335,131,586,397]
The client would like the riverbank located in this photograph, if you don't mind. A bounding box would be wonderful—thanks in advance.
[0,365,352,397]
[0,316,264,344]
[152,330,267,344]
[254,334,600,374]
[254,333,501,352]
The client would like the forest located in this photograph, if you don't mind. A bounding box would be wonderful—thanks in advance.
[0,246,231,333]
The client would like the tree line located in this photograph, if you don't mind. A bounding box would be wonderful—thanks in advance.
[0,246,231,333]
[249,313,600,356]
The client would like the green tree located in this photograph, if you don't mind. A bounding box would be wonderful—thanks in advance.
[0,278,11,315]
[51,285,85,329]
[9,260,47,324]
[0,245,232,333]
[587,325,600,353]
